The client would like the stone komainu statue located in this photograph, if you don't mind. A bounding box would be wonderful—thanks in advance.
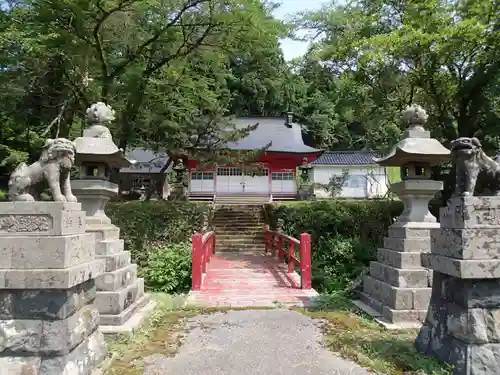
[8,138,78,202]
[450,136,500,196]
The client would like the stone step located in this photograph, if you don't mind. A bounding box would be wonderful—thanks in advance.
[95,278,145,315]
[217,238,264,246]
[216,245,265,252]
[95,263,138,292]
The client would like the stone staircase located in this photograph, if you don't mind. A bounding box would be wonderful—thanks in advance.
[214,194,270,205]
[213,205,266,252]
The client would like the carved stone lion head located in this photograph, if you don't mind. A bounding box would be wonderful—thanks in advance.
[450,137,482,158]
[40,138,76,169]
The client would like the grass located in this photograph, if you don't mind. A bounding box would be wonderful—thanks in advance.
[103,293,452,375]
[297,293,453,375]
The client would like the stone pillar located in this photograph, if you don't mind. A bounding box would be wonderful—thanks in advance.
[72,180,152,335]
[416,196,500,375]
[356,178,442,328]
[0,202,107,374]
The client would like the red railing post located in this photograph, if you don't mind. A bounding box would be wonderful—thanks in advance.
[271,233,277,257]
[299,233,312,289]
[288,241,295,273]
[278,236,285,261]
[191,233,203,291]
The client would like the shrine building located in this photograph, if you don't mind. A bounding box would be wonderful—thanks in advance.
[186,114,323,202]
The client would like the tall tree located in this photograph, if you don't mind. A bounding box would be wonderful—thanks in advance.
[294,0,500,152]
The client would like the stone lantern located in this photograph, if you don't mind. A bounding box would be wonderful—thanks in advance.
[299,157,313,183]
[355,104,451,328]
[71,102,152,334]
[170,158,188,200]
[298,157,315,201]
[72,103,133,225]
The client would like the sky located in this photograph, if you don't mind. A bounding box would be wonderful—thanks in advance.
[272,0,330,61]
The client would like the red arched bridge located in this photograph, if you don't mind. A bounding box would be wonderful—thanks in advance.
[187,226,318,307]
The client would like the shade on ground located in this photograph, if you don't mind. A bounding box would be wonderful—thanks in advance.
[187,252,319,308]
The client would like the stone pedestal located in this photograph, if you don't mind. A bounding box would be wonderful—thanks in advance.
[356,180,442,328]
[0,202,107,374]
[72,180,152,334]
[416,196,500,375]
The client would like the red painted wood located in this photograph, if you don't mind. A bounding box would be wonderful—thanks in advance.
[263,228,313,290]
[288,241,295,273]
[192,232,216,291]
[300,233,312,289]
[187,252,317,307]
[278,237,285,261]
[191,233,203,290]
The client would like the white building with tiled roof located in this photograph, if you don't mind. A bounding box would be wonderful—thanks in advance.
[311,151,390,199]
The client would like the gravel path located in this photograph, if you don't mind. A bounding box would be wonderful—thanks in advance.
[143,309,372,375]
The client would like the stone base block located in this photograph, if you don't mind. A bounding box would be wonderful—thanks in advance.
[369,261,429,288]
[0,233,95,269]
[388,226,432,239]
[39,330,107,375]
[440,196,500,229]
[0,305,99,355]
[0,202,86,237]
[99,293,150,327]
[363,275,431,310]
[432,228,500,260]
[422,253,500,279]
[95,239,124,256]
[0,260,105,289]
[100,297,155,335]
[95,278,144,315]
[95,263,137,292]
[100,251,131,272]
[0,280,96,320]
[377,248,423,268]
[358,292,426,325]
[384,237,431,252]
[86,225,120,242]
[0,331,106,375]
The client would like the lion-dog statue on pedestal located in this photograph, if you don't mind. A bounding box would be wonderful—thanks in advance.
[8,138,78,202]
[450,137,500,196]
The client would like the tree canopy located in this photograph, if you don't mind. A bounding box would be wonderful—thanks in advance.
[2,0,500,193]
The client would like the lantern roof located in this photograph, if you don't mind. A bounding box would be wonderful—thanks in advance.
[374,105,451,167]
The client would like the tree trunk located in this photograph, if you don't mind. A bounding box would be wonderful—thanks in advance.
[144,157,173,201]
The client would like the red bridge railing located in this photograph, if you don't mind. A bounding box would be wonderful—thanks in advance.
[264,225,312,289]
[192,231,215,291]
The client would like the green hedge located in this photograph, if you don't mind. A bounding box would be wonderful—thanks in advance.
[264,200,403,293]
[106,201,211,292]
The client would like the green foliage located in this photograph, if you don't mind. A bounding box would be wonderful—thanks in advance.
[0,190,7,201]
[106,201,209,267]
[265,200,403,293]
[140,242,192,294]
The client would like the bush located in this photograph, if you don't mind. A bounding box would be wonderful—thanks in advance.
[140,242,192,293]
[0,190,6,201]
[106,201,211,267]
[264,200,403,294]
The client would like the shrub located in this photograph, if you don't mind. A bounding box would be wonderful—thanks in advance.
[140,242,192,293]
[106,200,210,267]
[0,190,6,201]
[264,200,404,293]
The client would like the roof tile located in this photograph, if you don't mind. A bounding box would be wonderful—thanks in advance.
[312,151,380,166]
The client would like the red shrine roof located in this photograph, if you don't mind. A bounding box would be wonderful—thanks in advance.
[225,117,322,154]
